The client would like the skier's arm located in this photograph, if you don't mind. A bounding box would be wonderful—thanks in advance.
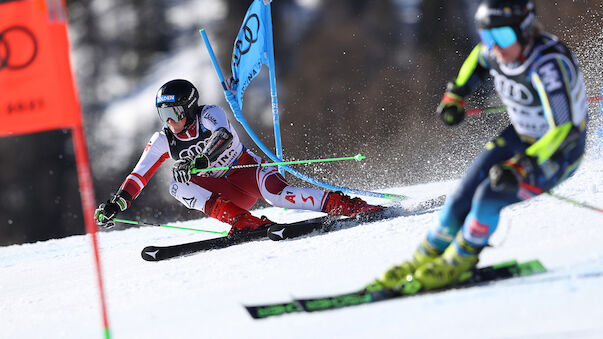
[193,105,235,169]
[118,131,171,200]
[438,44,490,125]
[525,55,586,164]
[96,132,170,227]
[451,44,490,96]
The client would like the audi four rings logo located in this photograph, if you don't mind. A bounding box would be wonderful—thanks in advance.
[490,69,533,105]
[0,26,38,72]
[178,141,207,159]
[233,14,260,67]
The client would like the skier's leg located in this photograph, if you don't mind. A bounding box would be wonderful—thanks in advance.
[190,176,258,210]
[225,150,382,215]
[173,177,270,233]
[168,180,214,212]
[412,180,519,290]
[203,193,272,234]
[458,126,585,251]
[256,165,383,216]
[379,126,524,289]
[413,132,585,290]
[426,125,523,253]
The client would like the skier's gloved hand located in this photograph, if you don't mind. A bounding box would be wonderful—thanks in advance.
[489,153,538,193]
[94,193,128,229]
[437,82,465,126]
[192,154,210,171]
[173,157,194,183]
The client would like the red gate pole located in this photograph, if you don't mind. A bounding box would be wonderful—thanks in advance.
[72,122,111,339]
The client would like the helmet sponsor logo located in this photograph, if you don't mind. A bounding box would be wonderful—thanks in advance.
[157,95,175,104]
[187,88,197,109]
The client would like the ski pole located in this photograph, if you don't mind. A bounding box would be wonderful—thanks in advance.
[521,183,603,214]
[545,193,603,214]
[114,218,229,235]
[467,95,603,116]
[191,153,366,174]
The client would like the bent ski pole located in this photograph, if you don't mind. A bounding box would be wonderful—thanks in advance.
[114,218,229,235]
[191,154,365,174]
[467,95,602,116]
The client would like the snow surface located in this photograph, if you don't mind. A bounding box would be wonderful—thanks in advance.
[2,158,603,339]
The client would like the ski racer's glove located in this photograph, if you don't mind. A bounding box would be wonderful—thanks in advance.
[437,82,466,126]
[489,153,538,193]
[224,76,242,114]
[173,157,194,183]
[94,192,129,229]
[192,154,210,171]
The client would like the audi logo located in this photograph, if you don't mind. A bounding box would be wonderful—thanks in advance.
[232,14,260,67]
[178,141,207,160]
[0,26,38,72]
[490,69,533,105]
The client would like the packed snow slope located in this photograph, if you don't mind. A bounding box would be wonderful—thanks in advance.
[2,158,603,339]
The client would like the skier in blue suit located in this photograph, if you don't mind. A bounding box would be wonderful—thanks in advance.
[378,0,588,290]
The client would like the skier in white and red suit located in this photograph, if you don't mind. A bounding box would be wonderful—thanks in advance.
[95,79,383,234]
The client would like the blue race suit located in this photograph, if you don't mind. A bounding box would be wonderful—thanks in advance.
[425,33,588,255]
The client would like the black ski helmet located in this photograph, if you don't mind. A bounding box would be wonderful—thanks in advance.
[155,79,199,124]
[475,0,536,46]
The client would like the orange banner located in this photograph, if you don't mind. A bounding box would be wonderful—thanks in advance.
[0,0,81,136]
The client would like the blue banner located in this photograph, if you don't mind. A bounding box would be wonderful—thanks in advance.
[230,0,270,110]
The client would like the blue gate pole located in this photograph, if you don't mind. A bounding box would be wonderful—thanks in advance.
[264,2,284,176]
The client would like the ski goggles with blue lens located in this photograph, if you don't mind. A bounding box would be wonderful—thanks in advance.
[478,26,518,49]
[157,105,185,123]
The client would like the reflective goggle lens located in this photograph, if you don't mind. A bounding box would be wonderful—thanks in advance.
[478,26,517,49]
[157,105,185,123]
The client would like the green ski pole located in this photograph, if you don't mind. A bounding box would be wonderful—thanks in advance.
[191,153,366,174]
[114,218,228,236]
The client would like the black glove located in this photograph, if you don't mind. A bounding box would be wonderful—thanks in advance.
[436,82,465,126]
[173,157,194,183]
[192,154,210,171]
[94,193,128,229]
[489,153,538,193]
